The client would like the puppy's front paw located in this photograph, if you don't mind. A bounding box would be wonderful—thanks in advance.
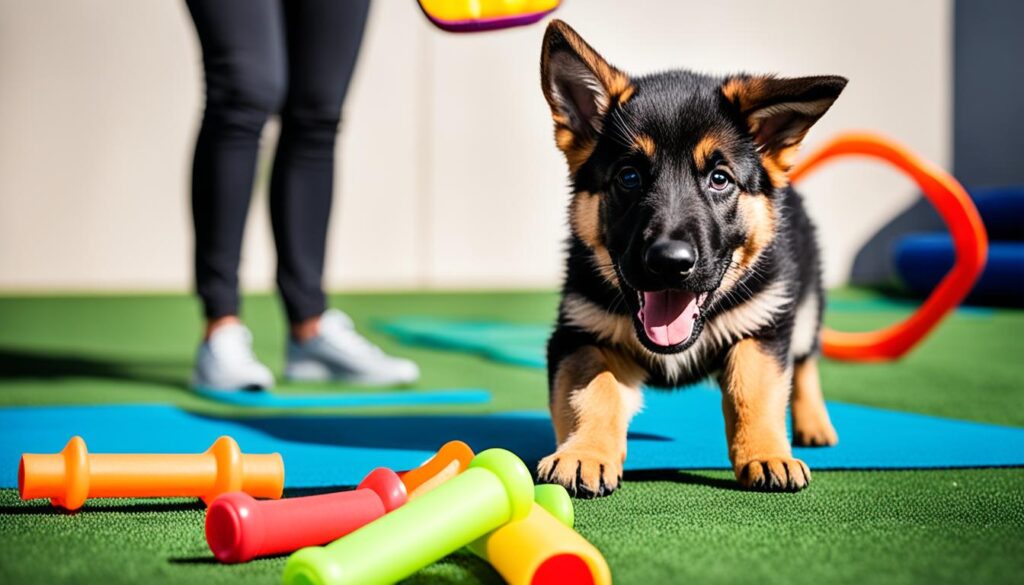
[793,420,839,447]
[537,447,622,498]
[735,457,810,492]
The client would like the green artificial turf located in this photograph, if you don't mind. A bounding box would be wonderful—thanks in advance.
[0,289,1022,584]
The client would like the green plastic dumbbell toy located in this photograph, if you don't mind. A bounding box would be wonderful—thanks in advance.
[282,448,534,585]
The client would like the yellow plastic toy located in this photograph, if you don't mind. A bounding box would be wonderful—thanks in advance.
[403,442,611,584]
[468,483,612,585]
[418,0,560,32]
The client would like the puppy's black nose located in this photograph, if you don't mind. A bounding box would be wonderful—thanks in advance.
[645,239,697,276]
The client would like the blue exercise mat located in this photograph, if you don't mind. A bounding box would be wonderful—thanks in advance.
[194,387,492,408]
[3,384,1022,490]
[377,317,549,369]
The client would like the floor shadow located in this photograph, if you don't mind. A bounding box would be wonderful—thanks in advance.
[167,557,221,565]
[0,501,204,515]
[0,347,188,391]
[197,412,674,472]
[624,469,745,491]
[212,413,557,469]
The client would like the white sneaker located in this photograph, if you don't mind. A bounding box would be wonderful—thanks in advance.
[285,309,420,386]
[192,323,275,391]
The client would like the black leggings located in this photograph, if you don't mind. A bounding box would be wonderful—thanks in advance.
[186,0,371,322]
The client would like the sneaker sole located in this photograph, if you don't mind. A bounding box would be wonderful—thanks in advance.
[284,360,418,386]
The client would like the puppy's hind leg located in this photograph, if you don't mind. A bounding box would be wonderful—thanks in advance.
[791,358,838,447]
[537,346,644,498]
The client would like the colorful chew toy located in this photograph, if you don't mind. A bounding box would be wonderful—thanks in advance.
[417,0,559,33]
[790,132,988,361]
[468,484,611,585]
[205,468,406,564]
[399,440,474,500]
[397,442,610,584]
[283,449,534,585]
[18,436,283,511]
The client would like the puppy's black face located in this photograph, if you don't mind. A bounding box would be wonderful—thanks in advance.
[541,20,845,354]
[582,78,759,353]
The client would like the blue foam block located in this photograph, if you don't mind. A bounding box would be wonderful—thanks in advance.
[3,384,1022,489]
[894,235,1024,306]
[970,185,1024,241]
[194,388,492,408]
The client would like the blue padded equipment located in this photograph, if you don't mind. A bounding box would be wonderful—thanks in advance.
[894,235,1024,306]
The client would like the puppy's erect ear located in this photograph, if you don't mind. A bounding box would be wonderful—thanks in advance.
[541,20,634,171]
[722,75,847,187]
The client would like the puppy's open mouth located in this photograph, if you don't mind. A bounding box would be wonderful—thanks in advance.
[613,264,718,354]
[636,290,709,348]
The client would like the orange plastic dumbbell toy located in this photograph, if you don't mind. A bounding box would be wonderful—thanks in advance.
[18,436,284,511]
[399,440,475,499]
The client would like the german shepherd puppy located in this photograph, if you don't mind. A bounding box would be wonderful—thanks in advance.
[536,20,845,497]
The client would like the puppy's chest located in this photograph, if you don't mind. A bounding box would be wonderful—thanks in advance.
[638,344,729,388]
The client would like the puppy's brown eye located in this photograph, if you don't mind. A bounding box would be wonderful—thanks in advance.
[709,169,733,191]
[616,166,642,191]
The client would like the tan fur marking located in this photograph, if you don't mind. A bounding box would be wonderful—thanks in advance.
[540,346,645,494]
[570,192,618,285]
[555,127,596,175]
[693,134,719,170]
[616,84,636,105]
[721,192,776,292]
[721,76,768,111]
[633,134,656,158]
[791,359,838,447]
[721,78,744,106]
[570,192,601,248]
[760,144,800,188]
[549,347,646,444]
[722,339,808,490]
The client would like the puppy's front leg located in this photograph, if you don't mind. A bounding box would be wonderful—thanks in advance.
[537,346,644,498]
[721,338,810,491]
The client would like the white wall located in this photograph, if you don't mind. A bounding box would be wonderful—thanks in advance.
[0,0,952,292]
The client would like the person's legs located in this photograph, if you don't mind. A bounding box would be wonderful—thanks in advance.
[186,0,287,390]
[187,0,287,326]
[272,1,418,385]
[270,0,371,330]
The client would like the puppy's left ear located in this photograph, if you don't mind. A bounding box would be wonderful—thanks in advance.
[723,75,847,187]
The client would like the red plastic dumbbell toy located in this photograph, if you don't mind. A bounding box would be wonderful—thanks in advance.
[205,467,406,563]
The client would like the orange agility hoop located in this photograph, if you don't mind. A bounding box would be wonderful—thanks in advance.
[790,132,988,362]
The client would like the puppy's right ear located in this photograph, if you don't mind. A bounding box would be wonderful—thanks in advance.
[541,20,633,171]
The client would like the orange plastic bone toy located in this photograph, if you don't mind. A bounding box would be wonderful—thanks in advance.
[18,436,284,511]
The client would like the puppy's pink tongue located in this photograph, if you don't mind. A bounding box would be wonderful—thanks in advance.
[639,291,699,347]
